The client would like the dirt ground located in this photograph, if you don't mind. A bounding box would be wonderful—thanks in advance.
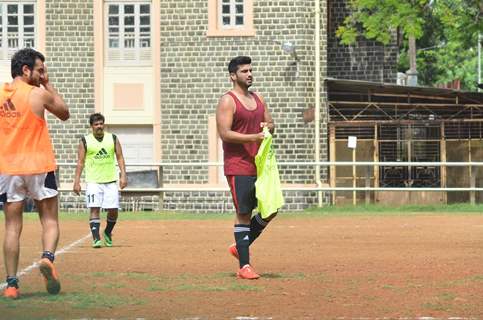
[1,214,483,319]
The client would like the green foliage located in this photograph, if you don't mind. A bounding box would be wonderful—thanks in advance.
[337,0,482,90]
[337,0,427,45]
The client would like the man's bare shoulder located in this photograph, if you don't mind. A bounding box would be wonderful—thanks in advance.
[219,92,234,103]
[30,86,51,102]
[217,92,235,109]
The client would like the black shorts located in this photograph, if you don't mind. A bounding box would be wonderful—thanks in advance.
[226,175,257,214]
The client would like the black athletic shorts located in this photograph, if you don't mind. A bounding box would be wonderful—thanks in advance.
[226,175,257,214]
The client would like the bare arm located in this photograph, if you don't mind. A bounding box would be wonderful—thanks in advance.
[216,95,264,144]
[115,138,127,189]
[30,63,69,121]
[42,82,70,120]
[73,141,86,195]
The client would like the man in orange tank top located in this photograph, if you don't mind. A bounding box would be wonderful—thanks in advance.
[216,56,277,279]
[0,48,69,299]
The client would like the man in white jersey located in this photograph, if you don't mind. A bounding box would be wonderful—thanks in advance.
[73,113,127,248]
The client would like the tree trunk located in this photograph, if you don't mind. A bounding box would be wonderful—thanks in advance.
[408,35,417,73]
[407,35,418,86]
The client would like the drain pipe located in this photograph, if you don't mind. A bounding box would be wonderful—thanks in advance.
[314,0,322,207]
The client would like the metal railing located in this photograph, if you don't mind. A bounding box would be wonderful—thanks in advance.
[54,161,483,208]
[56,161,483,192]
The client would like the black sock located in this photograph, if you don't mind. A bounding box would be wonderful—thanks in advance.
[104,217,117,236]
[6,276,18,288]
[89,218,101,241]
[234,224,250,268]
[41,251,55,263]
[249,213,268,245]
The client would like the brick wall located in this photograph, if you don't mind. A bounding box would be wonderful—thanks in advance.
[156,0,331,211]
[327,0,398,83]
[43,0,400,212]
[158,0,328,209]
[44,0,95,210]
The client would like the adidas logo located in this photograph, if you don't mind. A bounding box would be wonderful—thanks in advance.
[94,148,110,159]
[0,99,21,118]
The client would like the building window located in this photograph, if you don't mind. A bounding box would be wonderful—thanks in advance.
[105,1,151,65]
[0,2,36,60]
[207,0,254,37]
[220,0,244,28]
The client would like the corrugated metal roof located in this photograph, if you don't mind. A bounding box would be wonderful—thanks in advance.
[326,78,483,105]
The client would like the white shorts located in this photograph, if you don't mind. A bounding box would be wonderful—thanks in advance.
[86,182,119,209]
[0,172,58,203]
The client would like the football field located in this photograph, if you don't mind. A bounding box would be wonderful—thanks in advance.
[1,207,483,319]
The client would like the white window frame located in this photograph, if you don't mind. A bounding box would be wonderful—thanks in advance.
[218,0,245,29]
[0,1,37,61]
[104,0,152,66]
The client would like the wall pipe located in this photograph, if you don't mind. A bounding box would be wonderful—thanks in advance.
[314,0,322,206]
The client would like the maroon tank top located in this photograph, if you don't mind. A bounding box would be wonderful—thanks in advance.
[223,91,265,176]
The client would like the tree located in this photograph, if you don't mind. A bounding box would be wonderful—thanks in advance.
[336,0,482,90]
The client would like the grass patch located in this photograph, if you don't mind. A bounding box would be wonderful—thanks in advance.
[91,272,111,278]
[123,271,165,282]
[47,292,126,309]
[147,284,168,292]
[14,211,233,222]
[382,284,398,290]
[103,282,126,289]
[174,283,262,292]
[6,203,483,223]
[422,301,450,312]
[444,274,483,287]
[300,203,483,217]
[262,272,306,280]
[438,292,456,301]
[0,291,141,310]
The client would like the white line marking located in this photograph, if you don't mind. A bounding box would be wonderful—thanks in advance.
[0,233,91,290]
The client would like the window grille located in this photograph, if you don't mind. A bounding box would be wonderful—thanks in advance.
[105,2,151,65]
[0,2,36,61]
[219,0,244,28]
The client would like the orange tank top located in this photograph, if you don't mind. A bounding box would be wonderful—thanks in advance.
[0,81,56,175]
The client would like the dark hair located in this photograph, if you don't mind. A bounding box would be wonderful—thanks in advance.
[11,48,45,78]
[89,113,105,125]
[228,56,251,74]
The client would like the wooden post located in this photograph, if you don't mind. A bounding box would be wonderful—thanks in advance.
[469,139,474,205]
[374,124,379,202]
[407,133,412,203]
[352,147,356,206]
[440,122,447,204]
[470,166,476,205]
[158,165,164,211]
[329,125,336,205]
[365,166,371,205]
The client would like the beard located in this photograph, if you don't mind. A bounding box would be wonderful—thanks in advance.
[237,79,252,89]
[28,74,40,87]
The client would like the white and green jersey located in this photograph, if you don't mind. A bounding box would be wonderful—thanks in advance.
[84,132,117,183]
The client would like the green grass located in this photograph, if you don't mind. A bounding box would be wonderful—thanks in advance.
[8,203,483,222]
[443,274,483,287]
[174,283,261,292]
[422,301,450,312]
[0,290,144,310]
[301,203,483,217]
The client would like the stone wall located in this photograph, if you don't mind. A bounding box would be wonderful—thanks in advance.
[327,0,398,83]
[44,0,95,210]
[42,0,399,212]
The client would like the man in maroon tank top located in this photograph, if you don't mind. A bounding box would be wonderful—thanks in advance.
[216,56,277,280]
